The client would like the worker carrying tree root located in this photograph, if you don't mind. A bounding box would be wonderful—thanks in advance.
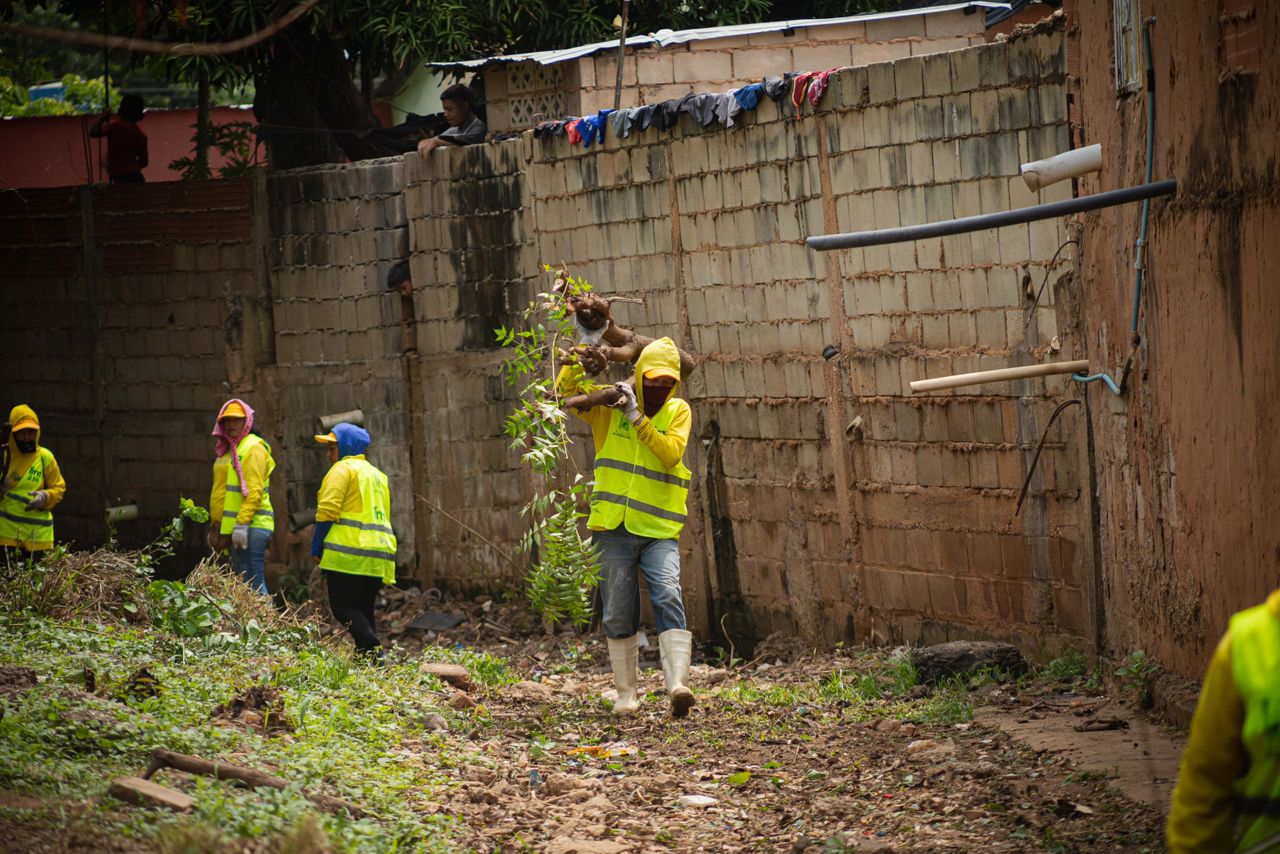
[0,404,66,560]
[558,337,696,718]
[312,423,397,661]
[1168,588,1280,854]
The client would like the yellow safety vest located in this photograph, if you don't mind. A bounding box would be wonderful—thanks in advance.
[587,402,690,539]
[0,448,56,550]
[1230,602,1280,853]
[220,433,275,534]
[319,458,397,585]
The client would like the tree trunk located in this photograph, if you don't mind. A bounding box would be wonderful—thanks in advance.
[253,25,396,170]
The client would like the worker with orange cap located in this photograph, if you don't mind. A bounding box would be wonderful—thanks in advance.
[208,399,275,595]
[0,404,67,560]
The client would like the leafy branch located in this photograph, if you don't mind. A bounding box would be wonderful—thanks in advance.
[495,267,602,627]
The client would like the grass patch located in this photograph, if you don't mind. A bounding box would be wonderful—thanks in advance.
[0,546,488,852]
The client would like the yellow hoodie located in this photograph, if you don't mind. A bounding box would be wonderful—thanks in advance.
[558,336,691,470]
[1,404,67,549]
[1167,589,1280,852]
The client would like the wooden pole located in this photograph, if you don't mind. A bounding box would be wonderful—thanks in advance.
[909,360,1089,393]
[613,0,630,111]
[145,749,365,817]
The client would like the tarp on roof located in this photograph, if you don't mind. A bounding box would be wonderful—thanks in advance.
[428,3,1011,70]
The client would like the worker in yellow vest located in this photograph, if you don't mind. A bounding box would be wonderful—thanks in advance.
[208,399,274,595]
[311,423,397,658]
[1,404,67,559]
[1168,589,1280,853]
[560,337,696,718]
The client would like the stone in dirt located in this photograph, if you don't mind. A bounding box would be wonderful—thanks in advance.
[448,692,477,710]
[507,680,554,702]
[423,712,448,731]
[0,666,36,697]
[418,663,473,690]
[910,641,1028,684]
[108,777,195,812]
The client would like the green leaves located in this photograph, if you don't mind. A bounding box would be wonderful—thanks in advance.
[497,271,603,626]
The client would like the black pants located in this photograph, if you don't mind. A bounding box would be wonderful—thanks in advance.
[323,570,382,653]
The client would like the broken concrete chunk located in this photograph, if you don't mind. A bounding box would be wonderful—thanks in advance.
[418,662,473,690]
[910,641,1028,685]
[108,776,195,812]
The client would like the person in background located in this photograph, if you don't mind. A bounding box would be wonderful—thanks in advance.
[0,405,66,561]
[311,423,397,660]
[208,399,274,595]
[1167,588,1280,853]
[88,94,148,183]
[416,84,487,157]
[557,338,697,718]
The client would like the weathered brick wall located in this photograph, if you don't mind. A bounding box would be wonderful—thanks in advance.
[403,144,536,591]
[411,28,1084,652]
[0,180,268,550]
[265,159,416,569]
[1069,0,1280,680]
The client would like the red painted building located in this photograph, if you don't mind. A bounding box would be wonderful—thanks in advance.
[0,106,260,189]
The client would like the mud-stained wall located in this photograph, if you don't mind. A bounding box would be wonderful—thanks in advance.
[264,160,417,569]
[409,27,1087,652]
[1069,1,1280,680]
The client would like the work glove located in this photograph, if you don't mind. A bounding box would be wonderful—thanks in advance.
[231,524,250,550]
[612,382,642,424]
[24,490,47,510]
[573,314,607,346]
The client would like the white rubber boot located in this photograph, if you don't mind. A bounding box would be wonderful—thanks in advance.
[606,635,640,715]
[658,629,695,718]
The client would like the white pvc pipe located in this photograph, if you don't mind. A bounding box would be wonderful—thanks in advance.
[910,360,1089,393]
[319,409,364,430]
[1021,144,1103,192]
[106,504,138,523]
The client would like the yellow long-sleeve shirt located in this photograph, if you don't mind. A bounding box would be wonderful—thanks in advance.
[1167,589,1280,852]
[316,454,369,523]
[209,441,272,527]
[556,364,691,469]
[3,447,66,511]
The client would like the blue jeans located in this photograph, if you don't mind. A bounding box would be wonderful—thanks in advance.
[230,527,271,596]
[593,525,686,639]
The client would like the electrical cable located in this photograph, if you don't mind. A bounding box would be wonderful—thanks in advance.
[1015,399,1082,517]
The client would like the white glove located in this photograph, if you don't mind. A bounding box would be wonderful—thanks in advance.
[231,524,250,549]
[24,490,48,510]
[613,382,641,424]
[573,314,607,346]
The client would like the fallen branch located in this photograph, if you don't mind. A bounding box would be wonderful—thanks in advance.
[560,386,625,411]
[414,493,518,570]
[145,749,365,817]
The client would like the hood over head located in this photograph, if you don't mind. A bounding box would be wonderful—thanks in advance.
[331,423,371,458]
[635,337,682,410]
[8,404,41,456]
[212,398,256,456]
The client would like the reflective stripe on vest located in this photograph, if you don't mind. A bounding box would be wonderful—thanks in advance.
[220,433,276,534]
[0,449,55,549]
[319,458,397,585]
[587,402,690,539]
[1230,601,1280,853]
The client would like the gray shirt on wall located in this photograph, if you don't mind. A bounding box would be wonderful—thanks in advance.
[439,117,487,145]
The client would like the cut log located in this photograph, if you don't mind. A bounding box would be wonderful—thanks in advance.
[145,749,364,817]
[910,641,1028,685]
[417,663,474,691]
[108,776,195,812]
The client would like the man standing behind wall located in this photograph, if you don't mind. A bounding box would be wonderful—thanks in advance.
[416,84,487,157]
[559,337,697,718]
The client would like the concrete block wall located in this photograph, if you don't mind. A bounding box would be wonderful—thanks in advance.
[419,27,1085,652]
[403,143,536,589]
[266,159,417,569]
[0,180,265,549]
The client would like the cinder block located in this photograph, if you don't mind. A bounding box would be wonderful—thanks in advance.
[949,45,981,93]
[866,62,896,105]
[795,43,854,74]
[894,56,924,101]
[922,53,952,97]
[673,49,731,82]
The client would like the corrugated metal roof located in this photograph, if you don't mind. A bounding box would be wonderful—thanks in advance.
[428,3,1011,70]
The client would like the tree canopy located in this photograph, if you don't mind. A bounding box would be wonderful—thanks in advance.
[2,0,891,167]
